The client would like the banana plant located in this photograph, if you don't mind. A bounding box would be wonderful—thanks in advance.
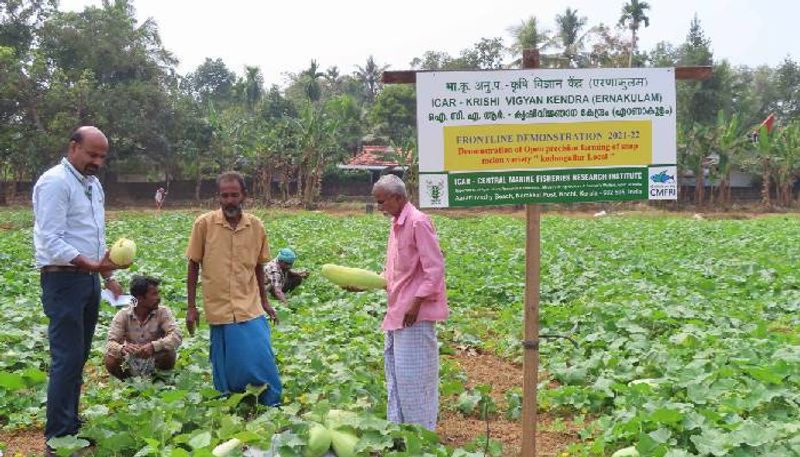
[771,121,800,207]
[681,124,715,206]
[753,122,778,207]
[388,136,419,206]
[715,112,746,207]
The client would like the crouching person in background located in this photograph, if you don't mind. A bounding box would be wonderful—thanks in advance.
[265,248,309,305]
[105,276,182,379]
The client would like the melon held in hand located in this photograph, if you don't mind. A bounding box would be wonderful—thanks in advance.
[321,264,386,290]
[110,237,136,266]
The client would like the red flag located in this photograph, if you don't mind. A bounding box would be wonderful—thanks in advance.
[760,113,775,133]
[749,114,775,143]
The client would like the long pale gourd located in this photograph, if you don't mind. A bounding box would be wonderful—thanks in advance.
[321,264,386,290]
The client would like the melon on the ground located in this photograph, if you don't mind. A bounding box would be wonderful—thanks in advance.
[304,423,332,457]
[212,438,242,457]
[611,446,640,457]
[329,429,359,457]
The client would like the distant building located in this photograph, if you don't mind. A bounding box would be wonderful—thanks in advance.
[338,145,409,182]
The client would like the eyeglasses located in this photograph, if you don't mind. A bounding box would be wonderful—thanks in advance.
[84,185,93,200]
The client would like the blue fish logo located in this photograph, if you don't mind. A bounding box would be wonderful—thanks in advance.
[650,170,675,183]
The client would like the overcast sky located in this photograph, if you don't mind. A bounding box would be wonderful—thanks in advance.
[59,0,797,86]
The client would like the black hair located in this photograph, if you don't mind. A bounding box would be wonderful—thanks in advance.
[217,171,247,193]
[69,128,84,145]
[130,276,161,298]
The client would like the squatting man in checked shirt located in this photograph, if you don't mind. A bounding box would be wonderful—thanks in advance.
[104,276,182,379]
[264,247,309,305]
[344,173,449,431]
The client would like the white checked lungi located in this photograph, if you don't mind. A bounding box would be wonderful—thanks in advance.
[384,321,439,431]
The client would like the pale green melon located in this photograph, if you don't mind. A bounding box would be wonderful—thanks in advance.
[211,438,242,457]
[329,429,359,457]
[611,446,640,457]
[304,423,332,457]
[109,237,136,265]
[325,409,358,429]
[320,264,386,290]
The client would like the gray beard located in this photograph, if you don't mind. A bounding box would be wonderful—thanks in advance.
[223,206,242,218]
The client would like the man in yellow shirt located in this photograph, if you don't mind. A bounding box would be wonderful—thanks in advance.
[185,171,281,405]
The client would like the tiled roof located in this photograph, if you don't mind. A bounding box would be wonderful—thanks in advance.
[346,145,404,167]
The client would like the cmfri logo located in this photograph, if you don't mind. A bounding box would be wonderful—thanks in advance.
[650,170,675,184]
[648,166,677,200]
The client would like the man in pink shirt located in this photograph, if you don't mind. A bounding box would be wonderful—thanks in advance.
[372,173,449,431]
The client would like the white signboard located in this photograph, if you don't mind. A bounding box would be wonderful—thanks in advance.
[415,68,678,207]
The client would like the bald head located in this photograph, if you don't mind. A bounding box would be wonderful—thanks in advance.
[70,126,108,146]
[68,126,109,176]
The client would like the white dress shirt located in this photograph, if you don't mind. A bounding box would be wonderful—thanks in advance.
[33,158,106,268]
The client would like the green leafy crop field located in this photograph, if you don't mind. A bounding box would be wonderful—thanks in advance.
[1,210,799,456]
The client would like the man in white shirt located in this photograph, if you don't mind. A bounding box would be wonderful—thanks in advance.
[32,126,127,452]
[154,186,166,212]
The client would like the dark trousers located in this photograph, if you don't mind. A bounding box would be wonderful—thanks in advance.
[40,271,100,439]
[268,273,303,299]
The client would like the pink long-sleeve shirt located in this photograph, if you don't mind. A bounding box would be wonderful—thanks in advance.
[382,202,449,331]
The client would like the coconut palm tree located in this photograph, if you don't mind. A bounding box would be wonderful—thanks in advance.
[302,59,325,102]
[325,66,340,82]
[555,8,588,68]
[507,16,550,66]
[241,65,264,112]
[618,0,651,67]
[354,56,389,105]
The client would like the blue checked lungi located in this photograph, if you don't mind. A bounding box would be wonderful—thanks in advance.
[384,321,439,430]
[210,315,282,406]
